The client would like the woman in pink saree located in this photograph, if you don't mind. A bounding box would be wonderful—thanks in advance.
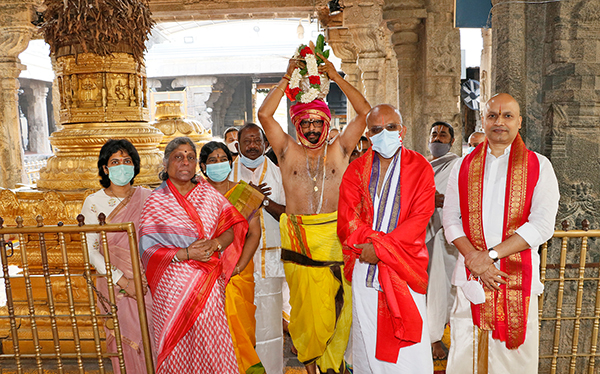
[81,139,155,373]
[139,137,248,373]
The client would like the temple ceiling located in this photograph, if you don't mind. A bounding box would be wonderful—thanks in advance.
[149,0,327,22]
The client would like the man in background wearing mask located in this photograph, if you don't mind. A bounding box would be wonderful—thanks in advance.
[466,130,486,155]
[425,121,460,363]
[338,104,435,373]
[224,127,240,159]
[228,122,289,374]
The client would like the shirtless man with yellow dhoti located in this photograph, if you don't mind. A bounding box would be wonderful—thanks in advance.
[257,41,370,374]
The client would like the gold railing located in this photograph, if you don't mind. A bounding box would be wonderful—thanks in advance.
[540,220,600,374]
[0,214,154,374]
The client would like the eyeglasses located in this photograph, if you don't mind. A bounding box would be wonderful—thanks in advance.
[300,119,324,130]
[368,123,402,136]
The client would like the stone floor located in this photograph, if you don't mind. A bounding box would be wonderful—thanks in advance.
[283,331,306,373]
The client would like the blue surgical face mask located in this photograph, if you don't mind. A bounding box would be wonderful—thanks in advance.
[108,164,135,186]
[370,130,402,159]
[240,153,265,169]
[206,161,231,182]
[466,146,476,155]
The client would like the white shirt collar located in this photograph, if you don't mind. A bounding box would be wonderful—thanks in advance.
[486,143,512,158]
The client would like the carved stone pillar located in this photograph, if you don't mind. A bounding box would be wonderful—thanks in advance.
[344,2,390,105]
[384,2,427,151]
[491,0,527,131]
[480,28,493,106]
[326,25,360,121]
[0,0,38,188]
[171,76,217,131]
[27,80,51,154]
[423,0,462,156]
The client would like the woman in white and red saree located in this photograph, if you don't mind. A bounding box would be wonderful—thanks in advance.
[139,137,248,373]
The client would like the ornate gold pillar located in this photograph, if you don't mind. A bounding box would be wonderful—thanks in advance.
[0,0,39,188]
[36,52,163,190]
[35,0,163,191]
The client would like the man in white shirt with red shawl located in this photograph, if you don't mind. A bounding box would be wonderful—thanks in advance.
[443,93,560,373]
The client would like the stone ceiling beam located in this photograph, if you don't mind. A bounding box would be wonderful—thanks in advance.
[150,0,326,22]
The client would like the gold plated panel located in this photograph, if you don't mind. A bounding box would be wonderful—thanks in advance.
[539,225,600,374]
[0,217,154,373]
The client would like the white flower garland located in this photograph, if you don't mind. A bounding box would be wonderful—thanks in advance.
[290,69,302,89]
[301,87,320,103]
[288,43,330,103]
[306,54,318,76]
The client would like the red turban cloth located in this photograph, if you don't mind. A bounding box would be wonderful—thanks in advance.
[289,100,331,149]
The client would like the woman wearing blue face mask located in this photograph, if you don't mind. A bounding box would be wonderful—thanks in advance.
[80,139,155,373]
[199,141,267,374]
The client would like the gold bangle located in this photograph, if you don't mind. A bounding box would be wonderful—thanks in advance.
[272,85,286,95]
[283,74,291,81]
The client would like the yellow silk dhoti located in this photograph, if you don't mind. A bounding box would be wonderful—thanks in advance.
[224,181,265,374]
[225,258,265,374]
[280,211,352,373]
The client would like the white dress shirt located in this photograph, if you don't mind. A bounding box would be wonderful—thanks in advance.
[443,144,560,295]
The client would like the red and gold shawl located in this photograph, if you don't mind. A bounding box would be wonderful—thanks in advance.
[338,147,435,363]
[139,178,247,369]
[458,133,539,348]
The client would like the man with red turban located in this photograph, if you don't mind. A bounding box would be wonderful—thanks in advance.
[258,55,370,374]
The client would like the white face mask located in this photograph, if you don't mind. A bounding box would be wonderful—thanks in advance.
[227,141,238,154]
[462,279,486,305]
[370,130,402,159]
[239,153,265,169]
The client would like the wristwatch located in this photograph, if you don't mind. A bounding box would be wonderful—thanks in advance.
[488,248,499,262]
[262,198,270,207]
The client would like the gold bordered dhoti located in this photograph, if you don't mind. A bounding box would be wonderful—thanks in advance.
[280,211,352,373]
